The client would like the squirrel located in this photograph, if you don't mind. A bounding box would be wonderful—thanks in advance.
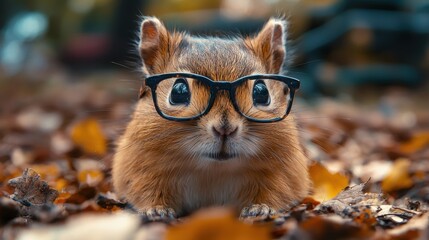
[112,16,310,220]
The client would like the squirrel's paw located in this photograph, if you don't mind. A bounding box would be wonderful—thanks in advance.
[239,204,276,220]
[139,205,176,222]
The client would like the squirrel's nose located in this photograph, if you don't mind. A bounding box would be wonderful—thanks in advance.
[212,124,238,138]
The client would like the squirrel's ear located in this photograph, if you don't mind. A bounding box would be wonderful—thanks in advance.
[139,17,170,74]
[246,18,287,73]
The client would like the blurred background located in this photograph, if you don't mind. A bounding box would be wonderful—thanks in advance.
[1,0,429,94]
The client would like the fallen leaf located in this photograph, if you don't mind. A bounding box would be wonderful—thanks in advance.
[352,160,392,182]
[354,208,377,227]
[29,163,61,180]
[315,183,384,218]
[387,212,429,237]
[301,197,320,210]
[398,131,429,155]
[54,178,69,191]
[96,194,130,210]
[16,107,62,132]
[309,162,349,202]
[51,132,74,155]
[77,169,104,186]
[8,168,59,206]
[381,158,413,193]
[70,118,107,156]
[11,147,35,166]
[297,215,373,239]
[65,186,97,205]
[165,208,271,240]
[54,192,72,204]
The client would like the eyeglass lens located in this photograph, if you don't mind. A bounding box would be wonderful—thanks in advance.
[154,76,291,121]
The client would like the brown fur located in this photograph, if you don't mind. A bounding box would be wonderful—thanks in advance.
[112,17,310,216]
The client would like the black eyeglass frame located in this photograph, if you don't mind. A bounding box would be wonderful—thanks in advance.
[143,72,300,123]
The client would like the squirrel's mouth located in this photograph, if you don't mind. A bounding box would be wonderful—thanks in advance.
[203,152,238,161]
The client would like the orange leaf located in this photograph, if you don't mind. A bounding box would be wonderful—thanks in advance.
[381,158,413,192]
[165,208,271,240]
[70,118,107,155]
[309,162,349,202]
[30,163,60,180]
[54,192,72,204]
[398,131,429,155]
[55,178,68,191]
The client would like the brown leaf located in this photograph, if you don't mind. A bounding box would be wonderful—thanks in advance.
[301,197,321,210]
[8,168,59,206]
[65,186,97,205]
[315,182,384,217]
[165,208,271,240]
[381,158,413,193]
[297,215,373,239]
[309,162,349,202]
[70,118,107,156]
[96,194,129,210]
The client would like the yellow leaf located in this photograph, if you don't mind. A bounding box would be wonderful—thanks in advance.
[55,178,68,191]
[309,162,349,202]
[381,158,413,192]
[70,118,107,155]
[165,208,271,240]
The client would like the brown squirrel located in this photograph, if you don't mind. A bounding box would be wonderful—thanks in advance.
[112,16,310,220]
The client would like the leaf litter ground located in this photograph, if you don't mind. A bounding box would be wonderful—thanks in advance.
[1,73,429,239]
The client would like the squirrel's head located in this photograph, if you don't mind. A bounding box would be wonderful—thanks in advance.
[131,17,299,168]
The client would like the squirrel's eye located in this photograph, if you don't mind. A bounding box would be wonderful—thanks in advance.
[169,78,190,105]
[252,80,270,106]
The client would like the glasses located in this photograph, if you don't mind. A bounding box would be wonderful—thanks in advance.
[142,72,300,123]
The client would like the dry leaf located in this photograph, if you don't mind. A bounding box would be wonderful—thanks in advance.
[165,208,271,240]
[65,186,97,205]
[70,118,107,156]
[352,160,392,182]
[77,169,104,186]
[309,162,349,202]
[54,178,68,191]
[315,183,384,217]
[387,212,429,237]
[381,158,413,193]
[29,163,61,180]
[16,107,62,132]
[96,194,129,210]
[11,147,35,166]
[398,131,429,155]
[8,168,59,206]
[54,192,72,204]
[297,215,373,239]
